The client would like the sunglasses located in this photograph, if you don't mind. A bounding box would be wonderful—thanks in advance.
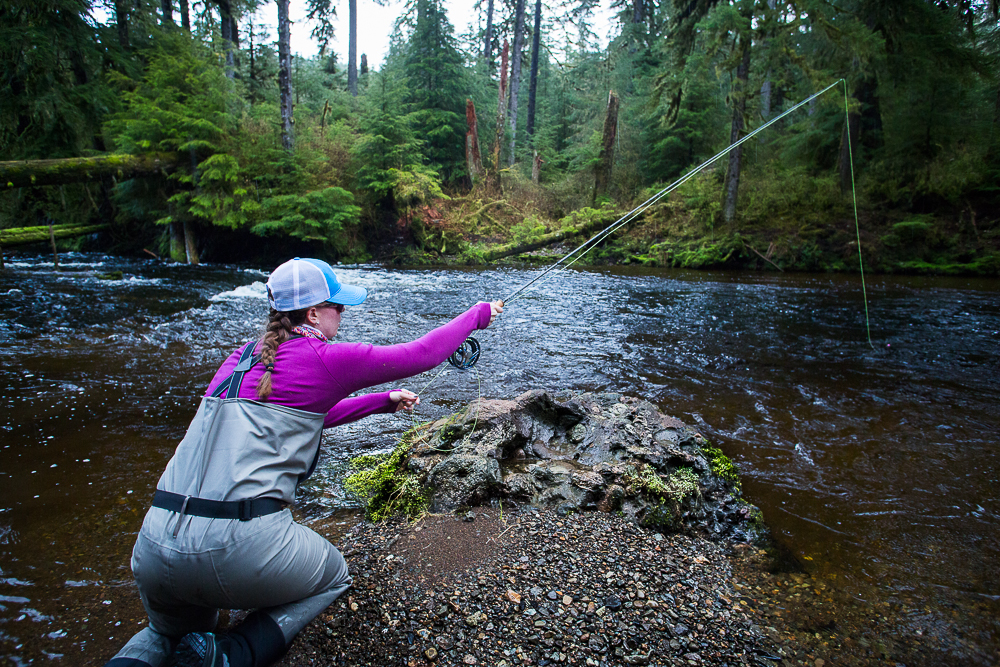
[327,303,345,313]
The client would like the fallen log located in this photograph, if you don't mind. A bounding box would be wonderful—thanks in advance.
[0,152,180,188]
[0,223,109,247]
[480,210,618,261]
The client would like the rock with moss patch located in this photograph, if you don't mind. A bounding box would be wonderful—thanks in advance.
[404,390,762,542]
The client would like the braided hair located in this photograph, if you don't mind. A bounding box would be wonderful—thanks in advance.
[256,307,309,399]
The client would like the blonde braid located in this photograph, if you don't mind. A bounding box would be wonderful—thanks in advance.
[256,307,308,399]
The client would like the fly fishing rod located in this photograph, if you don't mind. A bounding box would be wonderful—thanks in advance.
[448,78,870,370]
[502,79,845,305]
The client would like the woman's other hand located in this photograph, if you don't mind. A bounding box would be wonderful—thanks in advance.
[390,389,420,412]
[488,300,504,326]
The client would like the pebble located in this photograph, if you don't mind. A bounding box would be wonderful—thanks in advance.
[279,508,774,667]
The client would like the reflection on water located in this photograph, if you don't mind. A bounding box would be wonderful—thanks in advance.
[1,253,998,664]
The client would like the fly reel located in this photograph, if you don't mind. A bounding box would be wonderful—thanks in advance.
[447,337,481,370]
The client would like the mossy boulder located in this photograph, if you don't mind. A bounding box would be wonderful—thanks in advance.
[396,390,763,542]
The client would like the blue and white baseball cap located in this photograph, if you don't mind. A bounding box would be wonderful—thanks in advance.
[265,258,367,311]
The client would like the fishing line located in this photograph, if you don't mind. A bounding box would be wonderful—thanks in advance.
[419,80,872,411]
[407,360,483,453]
[502,79,849,305]
[842,80,874,349]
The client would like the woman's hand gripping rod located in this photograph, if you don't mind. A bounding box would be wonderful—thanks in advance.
[448,300,504,370]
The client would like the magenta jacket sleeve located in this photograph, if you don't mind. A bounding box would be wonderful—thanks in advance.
[324,391,397,428]
[315,302,492,396]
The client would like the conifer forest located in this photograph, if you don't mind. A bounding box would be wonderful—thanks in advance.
[2,0,1000,274]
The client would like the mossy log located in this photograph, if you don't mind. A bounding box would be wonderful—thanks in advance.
[481,210,618,261]
[0,152,180,188]
[0,223,109,247]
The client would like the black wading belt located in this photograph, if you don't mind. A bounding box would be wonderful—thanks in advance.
[152,489,285,521]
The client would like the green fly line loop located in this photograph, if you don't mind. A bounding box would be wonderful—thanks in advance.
[408,363,483,453]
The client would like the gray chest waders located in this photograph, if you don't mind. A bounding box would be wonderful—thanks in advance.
[108,342,352,667]
[152,340,326,522]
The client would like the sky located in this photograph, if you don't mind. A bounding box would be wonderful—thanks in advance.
[248,0,618,69]
[90,0,619,70]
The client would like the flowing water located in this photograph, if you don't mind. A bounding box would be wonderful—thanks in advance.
[1,253,998,665]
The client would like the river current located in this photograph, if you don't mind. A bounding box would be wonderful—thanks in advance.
[1,253,998,665]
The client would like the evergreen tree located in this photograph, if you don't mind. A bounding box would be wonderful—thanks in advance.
[351,71,427,216]
[0,0,116,159]
[399,0,468,184]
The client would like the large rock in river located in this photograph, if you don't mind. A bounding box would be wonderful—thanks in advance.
[405,390,761,542]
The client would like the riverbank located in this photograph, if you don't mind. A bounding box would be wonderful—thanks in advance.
[277,508,999,667]
[278,508,776,667]
[388,176,1000,277]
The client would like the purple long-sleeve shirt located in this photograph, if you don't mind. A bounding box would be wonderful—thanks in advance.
[205,302,492,428]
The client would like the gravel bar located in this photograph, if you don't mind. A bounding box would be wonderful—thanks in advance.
[277,507,776,667]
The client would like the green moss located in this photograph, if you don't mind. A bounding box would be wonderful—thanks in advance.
[701,444,742,494]
[633,467,702,530]
[663,467,700,501]
[642,499,681,530]
[744,502,765,531]
[622,463,699,502]
[343,428,430,522]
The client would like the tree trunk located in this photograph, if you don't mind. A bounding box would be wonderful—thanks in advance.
[486,41,510,195]
[170,220,186,262]
[760,79,772,120]
[995,83,1000,129]
[0,153,180,188]
[526,0,542,141]
[484,0,494,65]
[633,0,642,23]
[759,0,777,121]
[277,0,294,152]
[466,99,483,183]
[360,53,368,75]
[855,74,883,155]
[230,16,240,74]
[47,221,60,269]
[722,39,751,226]
[593,91,619,205]
[219,0,235,78]
[115,0,130,50]
[183,221,200,265]
[179,0,190,30]
[348,0,358,96]
[989,83,1000,162]
[248,21,257,95]
[162,0,173,25]
[532,151,542,184]
[507,0,527,166]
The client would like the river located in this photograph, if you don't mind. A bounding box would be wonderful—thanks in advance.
[1,252,997,665]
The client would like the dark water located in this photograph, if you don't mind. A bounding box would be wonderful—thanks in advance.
[1,253,998,665]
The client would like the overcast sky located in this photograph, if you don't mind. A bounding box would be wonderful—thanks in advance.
[91,0,617,70]
[249,0,618,69]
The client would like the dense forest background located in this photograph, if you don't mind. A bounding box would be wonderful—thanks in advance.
[2,0,999,274]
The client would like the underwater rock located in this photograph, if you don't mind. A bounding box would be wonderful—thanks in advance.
[407,390,762,541]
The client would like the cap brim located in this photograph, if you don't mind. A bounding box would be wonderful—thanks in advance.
[327,282,367,306]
